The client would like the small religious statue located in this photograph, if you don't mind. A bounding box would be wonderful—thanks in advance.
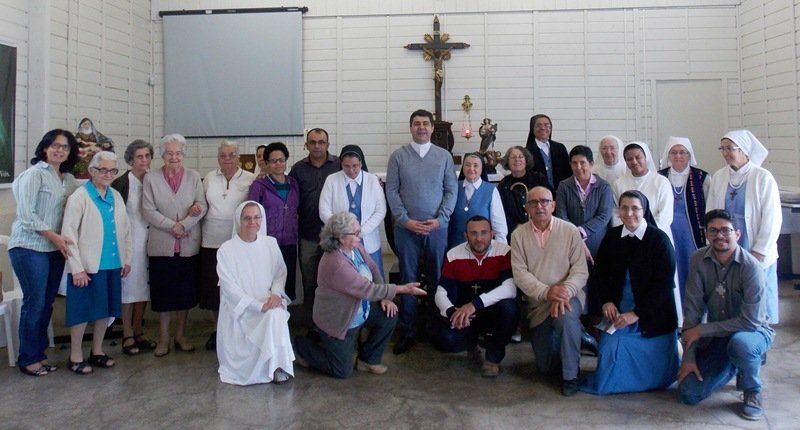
[74,117,114,179]
[479,118,497,151]
[478,118,501,174]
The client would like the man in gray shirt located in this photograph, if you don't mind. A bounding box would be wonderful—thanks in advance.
[385,109,457,354]
[678,209,774,421]
[289,128,340,316]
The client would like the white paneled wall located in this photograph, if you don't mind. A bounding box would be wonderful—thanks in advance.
[3,0,799,190]
[738,0,800,186]
[49,0,153,154]
[149,4,747,176]
[0,0,30,182]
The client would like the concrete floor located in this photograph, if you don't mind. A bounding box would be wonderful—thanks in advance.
[0,281,797,430]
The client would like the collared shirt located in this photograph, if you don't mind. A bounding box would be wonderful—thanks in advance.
[620,219,648,240]
[202,167,256,248]
[411,141,432,158]
[345,171,363,195]
[530,218,554,248]
[668,166,690,187]
[288,153,341,240]
[682,245,775,362]
[574,174,597,204]
[9,161,79,252]
[163,166,184,193]
[463,177,481,200]
[535,139,550,157]
[85,181,122,270]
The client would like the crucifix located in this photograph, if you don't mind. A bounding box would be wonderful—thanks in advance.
[405,16,470,152]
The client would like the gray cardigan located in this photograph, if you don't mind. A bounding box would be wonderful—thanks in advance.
[313,243,397,340]
[555,174,615,257]
[142,168,207,257]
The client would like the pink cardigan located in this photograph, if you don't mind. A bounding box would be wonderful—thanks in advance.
[312,243,397,340]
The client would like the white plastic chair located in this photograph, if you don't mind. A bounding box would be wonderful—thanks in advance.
[0,234,22,366]
[0,235,56,366]
[0,300,16,366]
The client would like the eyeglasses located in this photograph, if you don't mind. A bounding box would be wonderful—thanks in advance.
[49,143,70,151]
[343,229,362,236]
[218,153,238,160]
[91,167,119,175]
[718,146,740,153]
[241,215,262,222]
[619,205,643,213]
[534,124,552,129]
[164,151,184,158]
[509,156,526,161]
[525,199,552,207]
[669,150,690,156]
[267,157,286,164]
[706,227,735,237]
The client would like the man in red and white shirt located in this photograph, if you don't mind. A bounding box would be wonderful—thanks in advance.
[431,215,518,377]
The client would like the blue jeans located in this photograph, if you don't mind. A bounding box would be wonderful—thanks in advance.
[294,302,397,379]
[9,248,64,368]
[530,297,583,380]
[393,225,447,338]
[678,331,772,405]
[429,298,519,364]
[369,249,385,281]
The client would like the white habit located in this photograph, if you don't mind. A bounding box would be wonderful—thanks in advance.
[122,172,150,303]
[216,205,294,385]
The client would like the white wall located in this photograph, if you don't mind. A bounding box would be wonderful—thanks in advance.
[738,0,800,186]
[49,0,153,151]
[149,1,745,176]
[3,0,800,237]
[0,0,32,233]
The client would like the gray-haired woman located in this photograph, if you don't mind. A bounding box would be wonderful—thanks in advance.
[111,139,156,355]
[142,133,207,356]
[62,151,132,374]
[293,211,426,378]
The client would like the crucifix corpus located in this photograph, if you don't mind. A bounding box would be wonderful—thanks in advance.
[405,15,470,153]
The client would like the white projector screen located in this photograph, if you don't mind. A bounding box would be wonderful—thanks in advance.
[162,9,304,137]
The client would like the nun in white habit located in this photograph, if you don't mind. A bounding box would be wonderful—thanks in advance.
[614,141,682,324]
[595,135,627,185]
[706,130,782,323]
[612,141,674,244]
[216,200,295,385]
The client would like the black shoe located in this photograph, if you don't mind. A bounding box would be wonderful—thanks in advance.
[205,332,216,351]
[393,336,416,355]
[562,377,581,397]
[580,329,598,356]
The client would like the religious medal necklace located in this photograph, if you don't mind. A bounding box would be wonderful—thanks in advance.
[464,181,477,212]
[713,258,735,298]
[728,170,748,198]
[268,174,290,210]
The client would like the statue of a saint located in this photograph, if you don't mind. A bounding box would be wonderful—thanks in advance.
[74,117,114,179]
[479,117,497,152]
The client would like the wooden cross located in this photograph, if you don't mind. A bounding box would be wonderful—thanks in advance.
[405,15,470,122]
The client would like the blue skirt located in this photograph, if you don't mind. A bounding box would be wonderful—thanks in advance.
[66,269,122,326]
[581,323,679,395]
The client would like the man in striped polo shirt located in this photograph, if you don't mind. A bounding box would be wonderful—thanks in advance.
[430,215,519,377]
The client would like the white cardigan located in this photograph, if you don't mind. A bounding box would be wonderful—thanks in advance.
[706,165,782,267]
[319,171,387,254]
[62,185,132,274]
